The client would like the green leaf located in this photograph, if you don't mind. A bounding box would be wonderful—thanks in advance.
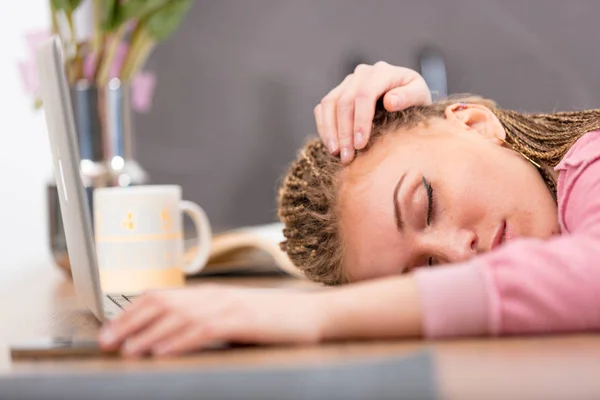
[51,0,82,13]
[97,0,193,38]
[98,0,122,31]
[119,0,172,21]
[143,0,193,41]
[98,0,175,33]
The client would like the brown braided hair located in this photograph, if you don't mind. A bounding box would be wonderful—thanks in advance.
[277,95,600,285]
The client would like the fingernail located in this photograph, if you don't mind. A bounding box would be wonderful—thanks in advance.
[354,130,364,148]
[99,329,115,345]
[341,148,352,162]
[328,139,338,154]
[390,95,401,110]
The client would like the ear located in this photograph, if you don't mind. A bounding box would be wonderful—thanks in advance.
[444,103,506,145]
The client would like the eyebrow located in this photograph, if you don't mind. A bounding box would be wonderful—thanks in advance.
[393,173,407,232]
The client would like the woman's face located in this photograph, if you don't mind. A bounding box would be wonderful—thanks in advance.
[338,104,560,282]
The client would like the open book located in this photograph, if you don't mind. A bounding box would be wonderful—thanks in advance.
[185,222,306,279]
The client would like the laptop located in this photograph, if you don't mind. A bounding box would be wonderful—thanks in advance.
[36,36,135,322]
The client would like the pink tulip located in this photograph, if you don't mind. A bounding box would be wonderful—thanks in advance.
[132,72,156,113]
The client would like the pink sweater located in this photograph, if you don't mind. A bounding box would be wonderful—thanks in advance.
[415,130,600,337]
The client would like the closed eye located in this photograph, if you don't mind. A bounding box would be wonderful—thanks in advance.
[422,176,434,226]
[422,176,436,266]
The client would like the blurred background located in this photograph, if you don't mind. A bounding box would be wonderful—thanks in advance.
[1,0,599,272]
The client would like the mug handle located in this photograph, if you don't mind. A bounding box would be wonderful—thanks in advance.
[179,200,212,275]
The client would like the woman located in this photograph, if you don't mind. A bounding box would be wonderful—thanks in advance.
[98,62,600,357]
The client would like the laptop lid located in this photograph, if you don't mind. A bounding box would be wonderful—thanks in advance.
[36,36,105,322]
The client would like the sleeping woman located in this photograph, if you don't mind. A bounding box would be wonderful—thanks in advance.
[98,62,600,357]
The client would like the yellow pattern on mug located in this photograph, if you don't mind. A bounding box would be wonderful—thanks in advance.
[161,208,173,232]
[122,212,135,231]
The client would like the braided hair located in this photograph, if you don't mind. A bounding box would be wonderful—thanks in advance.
[278,95,600,285]
[277,140,344,285]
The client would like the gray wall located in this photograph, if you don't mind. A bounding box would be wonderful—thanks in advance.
[135,0,600,232]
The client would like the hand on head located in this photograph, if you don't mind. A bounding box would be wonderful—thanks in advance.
[314,62,432,164]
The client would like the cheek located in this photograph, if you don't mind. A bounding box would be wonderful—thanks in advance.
[436,154,498,224]
[510,170,559,237]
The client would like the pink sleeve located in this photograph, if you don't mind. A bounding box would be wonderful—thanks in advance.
[414,134,600,338]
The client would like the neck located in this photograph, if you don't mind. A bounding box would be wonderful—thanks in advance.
[541,162,559,181]
[538,162,558,203]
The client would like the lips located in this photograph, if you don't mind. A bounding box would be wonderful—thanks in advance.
[491,220,507,250]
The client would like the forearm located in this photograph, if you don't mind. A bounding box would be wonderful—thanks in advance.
[317,275,422,341]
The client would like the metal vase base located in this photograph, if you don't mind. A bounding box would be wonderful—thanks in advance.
[48,78,148,274]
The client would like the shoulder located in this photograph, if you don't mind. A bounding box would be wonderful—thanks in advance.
[556,130,600,233]
[555,130,600,172]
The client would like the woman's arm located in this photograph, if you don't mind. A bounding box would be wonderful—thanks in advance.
[98,275,424,358]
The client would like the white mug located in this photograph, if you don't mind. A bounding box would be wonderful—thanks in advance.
[93,185,212,293]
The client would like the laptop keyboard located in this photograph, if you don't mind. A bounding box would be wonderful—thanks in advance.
[106,294,138,310]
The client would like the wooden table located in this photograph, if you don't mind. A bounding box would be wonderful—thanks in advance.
[1,261,600,400]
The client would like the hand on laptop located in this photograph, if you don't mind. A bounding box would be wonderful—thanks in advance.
[97,285,325,357]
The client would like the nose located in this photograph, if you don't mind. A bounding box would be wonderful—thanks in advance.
[426,228,478,264]
[447,228,478,262]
